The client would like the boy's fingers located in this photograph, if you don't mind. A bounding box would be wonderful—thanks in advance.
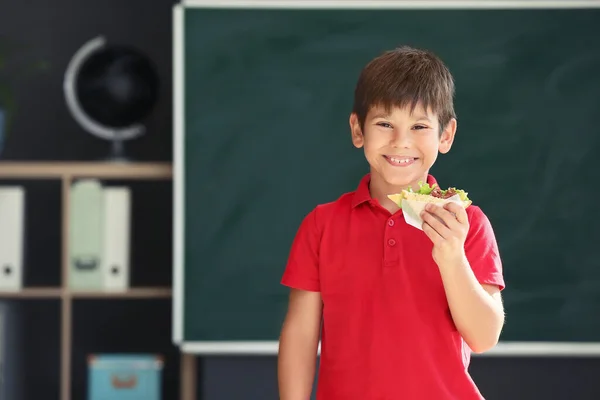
[422,221,443,244]
[421,209,451,239]
[443,202,468,225]
[425,204,460,230]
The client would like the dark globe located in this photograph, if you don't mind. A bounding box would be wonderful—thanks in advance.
[75,45,159,128]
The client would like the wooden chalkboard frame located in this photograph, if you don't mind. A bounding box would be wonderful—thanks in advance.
[173,0,600,357]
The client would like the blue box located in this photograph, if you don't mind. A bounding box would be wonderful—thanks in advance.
[88,354,163,400]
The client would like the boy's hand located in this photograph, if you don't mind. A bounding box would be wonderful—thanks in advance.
[420,202,469,267]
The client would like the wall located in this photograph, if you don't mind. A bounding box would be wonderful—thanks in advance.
[0,0,174,162]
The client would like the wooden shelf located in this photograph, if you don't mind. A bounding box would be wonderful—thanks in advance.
[0,287,172,299]
[69,287,172,299]
[0,162,172,179]
[0,287,62,298]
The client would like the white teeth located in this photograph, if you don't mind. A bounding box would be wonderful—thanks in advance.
[390,157,412,164]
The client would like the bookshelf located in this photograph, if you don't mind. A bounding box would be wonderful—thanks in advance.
[0,162,191,400]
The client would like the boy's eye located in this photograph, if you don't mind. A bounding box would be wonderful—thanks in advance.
[377,122,392,128]
[412,125,428,130]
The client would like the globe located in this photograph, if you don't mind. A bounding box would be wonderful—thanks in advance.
[76,46,159,128]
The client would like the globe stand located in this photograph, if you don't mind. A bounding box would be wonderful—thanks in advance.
[106,139,129,162]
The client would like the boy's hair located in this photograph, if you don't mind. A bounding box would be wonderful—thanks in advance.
[352,46,456,132]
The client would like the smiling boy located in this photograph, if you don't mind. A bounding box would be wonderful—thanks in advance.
[277,46,505,400]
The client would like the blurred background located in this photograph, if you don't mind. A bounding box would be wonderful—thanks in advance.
[0,0,599,399]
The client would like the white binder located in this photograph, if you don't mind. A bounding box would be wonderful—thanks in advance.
[0,187,25,291]
[102,187,131,291]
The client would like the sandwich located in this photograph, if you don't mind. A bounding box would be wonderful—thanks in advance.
[387,182,472,209]
[387,182,472,230]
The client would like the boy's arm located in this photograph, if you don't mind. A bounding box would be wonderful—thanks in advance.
[278,208,323,399]
[437,258,504,353]
[278,288,322,400]
[421,203,505,353]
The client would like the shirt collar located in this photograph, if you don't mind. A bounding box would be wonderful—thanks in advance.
[351,173,438,208]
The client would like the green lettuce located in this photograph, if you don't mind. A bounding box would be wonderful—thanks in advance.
[406,181,437,195]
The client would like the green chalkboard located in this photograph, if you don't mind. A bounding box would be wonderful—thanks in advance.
[174,5,600,351]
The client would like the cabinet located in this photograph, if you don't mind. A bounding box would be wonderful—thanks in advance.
[0,162,193,400]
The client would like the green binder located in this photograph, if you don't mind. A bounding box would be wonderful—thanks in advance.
[69,179,104,290]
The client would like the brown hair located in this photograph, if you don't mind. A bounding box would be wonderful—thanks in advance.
[351,46,456,132]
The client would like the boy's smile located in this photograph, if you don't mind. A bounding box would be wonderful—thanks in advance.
[383,155,418,167]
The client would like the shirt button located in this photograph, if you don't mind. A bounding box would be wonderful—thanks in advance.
[388,238,396,246]
[388,219,394,227]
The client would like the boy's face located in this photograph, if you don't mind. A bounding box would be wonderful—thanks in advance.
[350,103,456,192]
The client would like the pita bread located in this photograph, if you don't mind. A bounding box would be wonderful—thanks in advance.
[388,190,472,208]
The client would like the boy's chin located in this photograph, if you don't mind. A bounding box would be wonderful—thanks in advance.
[371,166,425,189]
[381,173,422,189]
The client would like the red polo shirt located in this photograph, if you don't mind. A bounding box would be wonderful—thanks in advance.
[281,173,505,400]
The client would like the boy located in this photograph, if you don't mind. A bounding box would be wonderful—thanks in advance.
[277,46,505,400]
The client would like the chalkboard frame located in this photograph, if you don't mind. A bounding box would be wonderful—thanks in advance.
[173,0,600,357]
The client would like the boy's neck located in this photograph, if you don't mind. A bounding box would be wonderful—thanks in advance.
[368,172,428,214]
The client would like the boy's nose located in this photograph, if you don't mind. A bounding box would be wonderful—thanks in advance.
[390,129,411,148]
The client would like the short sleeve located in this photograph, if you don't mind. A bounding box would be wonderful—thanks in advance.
[280,208,321,292]
[465,206,505,290]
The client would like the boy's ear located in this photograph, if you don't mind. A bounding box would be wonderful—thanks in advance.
[349,113,364,148]
[438,118,457,154]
